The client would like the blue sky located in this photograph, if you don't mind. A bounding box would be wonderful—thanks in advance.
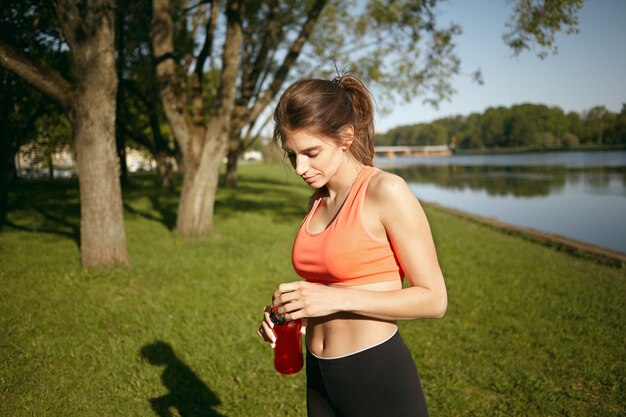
[375,0,626,132]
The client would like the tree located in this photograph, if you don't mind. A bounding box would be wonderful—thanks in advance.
[0,0,129,267]
[150,0,245,237]
[583,106,610,145]
[482,107,508,148]
[566,111,584,141]
[0,69,52,226]
[30,111,73,179]
[609,104,626,145]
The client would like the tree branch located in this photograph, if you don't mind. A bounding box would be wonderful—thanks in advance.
[0,40,72,110]
[210,0,243,128]
[195,0,218,75]
[151,0,192,151]
[245,0,327,126]
[240,0,280,105]
[191,0,218,125]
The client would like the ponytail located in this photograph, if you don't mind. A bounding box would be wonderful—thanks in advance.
[333,73,376,166]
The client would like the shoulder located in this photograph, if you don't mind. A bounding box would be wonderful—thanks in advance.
[367,169,416,205]
[366,168,424,223]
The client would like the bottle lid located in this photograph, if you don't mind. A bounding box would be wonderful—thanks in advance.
[270,306,286,325]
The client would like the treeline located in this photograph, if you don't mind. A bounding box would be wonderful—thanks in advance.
[375,104,626,150]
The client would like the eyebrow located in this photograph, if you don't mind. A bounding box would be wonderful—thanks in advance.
[282,145,322,153]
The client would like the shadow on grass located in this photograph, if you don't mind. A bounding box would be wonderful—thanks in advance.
[4,171,308,236]
[121,176,179,230]
[123,174,308,228]
[3,178,81,245]
[215,178,310,224]
[140,341,226,417]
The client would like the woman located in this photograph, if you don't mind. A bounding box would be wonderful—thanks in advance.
[257,73,447,417]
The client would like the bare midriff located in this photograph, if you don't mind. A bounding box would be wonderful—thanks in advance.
[305,279,402,358]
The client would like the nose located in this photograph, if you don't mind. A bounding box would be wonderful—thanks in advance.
[294,155,308,177]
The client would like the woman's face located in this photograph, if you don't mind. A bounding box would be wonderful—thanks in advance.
[281,129,347,189]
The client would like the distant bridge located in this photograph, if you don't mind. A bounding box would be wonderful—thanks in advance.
[374,145,453,158]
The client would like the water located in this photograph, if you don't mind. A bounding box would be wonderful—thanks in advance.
[376,150,626,254]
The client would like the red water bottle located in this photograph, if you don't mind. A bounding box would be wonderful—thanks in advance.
[270,307,304,375]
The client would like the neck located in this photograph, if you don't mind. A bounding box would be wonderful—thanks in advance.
[325,159,364,201]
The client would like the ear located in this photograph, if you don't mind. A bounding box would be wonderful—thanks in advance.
[340,125,355,151]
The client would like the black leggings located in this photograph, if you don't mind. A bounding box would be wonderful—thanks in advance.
[306,330,429,417]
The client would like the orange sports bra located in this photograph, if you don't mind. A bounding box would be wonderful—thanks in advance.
[292,166,404,286]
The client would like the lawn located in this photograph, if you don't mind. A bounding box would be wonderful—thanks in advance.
[1,162,624,416]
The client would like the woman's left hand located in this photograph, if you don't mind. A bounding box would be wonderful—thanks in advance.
[272,281,341,321]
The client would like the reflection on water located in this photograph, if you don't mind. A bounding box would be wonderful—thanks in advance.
[377,150,626,254]
[386,165,626,198]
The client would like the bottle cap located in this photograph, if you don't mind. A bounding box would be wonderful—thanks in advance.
[270,306,287,325]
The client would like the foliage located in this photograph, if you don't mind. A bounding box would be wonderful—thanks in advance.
[0,1,72,169]
[115,0,178,187]
[301,0,462,106]
[503,0,584,58]
[1,163,624,416]
[376,103,626,149]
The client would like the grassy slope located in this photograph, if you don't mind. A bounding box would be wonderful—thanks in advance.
[1,162,624,416]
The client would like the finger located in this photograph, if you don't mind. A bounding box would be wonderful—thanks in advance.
[281,300,304,316]
[273,282,301,302]
[273,291,303,310]
[261,320,277,344]
[257,325,275,348]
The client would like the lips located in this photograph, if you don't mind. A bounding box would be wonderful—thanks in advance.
[303,174,318,184]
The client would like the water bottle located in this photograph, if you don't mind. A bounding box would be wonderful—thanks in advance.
[270,307,304,375]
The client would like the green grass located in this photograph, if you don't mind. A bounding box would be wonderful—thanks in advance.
[1,162,624,416]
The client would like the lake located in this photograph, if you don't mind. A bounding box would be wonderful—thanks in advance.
[375,150,626,254]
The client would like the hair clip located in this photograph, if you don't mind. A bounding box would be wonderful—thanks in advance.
[331,77,343,87]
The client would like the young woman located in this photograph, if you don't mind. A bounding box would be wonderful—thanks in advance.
[257,73,447,417]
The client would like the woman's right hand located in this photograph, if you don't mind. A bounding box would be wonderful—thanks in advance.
[257,305,277,348]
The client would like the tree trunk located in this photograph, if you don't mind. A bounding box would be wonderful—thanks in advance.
[61,0,129,267]
[71,84,128,266]
[0,70,18,228]
[155,150,173,189]
[116,137,129,185]
[224,124,245,188]
[224,148,239,187]
[0,135,17,229]
[47,150,54,179]
[176,142,225,236]
[115,2,129,186]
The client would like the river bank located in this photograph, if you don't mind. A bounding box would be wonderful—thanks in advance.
[425,201,626,268]
[453,143,626,156]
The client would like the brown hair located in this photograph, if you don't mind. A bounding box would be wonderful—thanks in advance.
[273,73,376,166]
